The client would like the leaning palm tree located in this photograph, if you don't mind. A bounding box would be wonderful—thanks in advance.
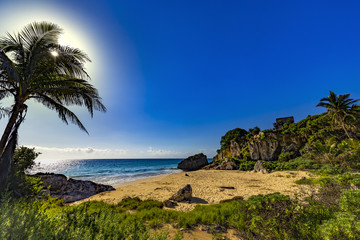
[316,91,359,138]
[0,22,106,188]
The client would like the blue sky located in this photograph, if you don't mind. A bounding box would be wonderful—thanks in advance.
[1,0,360,160]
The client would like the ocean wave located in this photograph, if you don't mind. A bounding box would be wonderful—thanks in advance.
[28,158,183,186]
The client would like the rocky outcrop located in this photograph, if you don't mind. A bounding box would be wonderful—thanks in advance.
[248,136,281,161]
[178,153,208,171]
[230,141,242,156]
[252,160,268,174]
[163,199,178,207]
[202,158,237,170]
[215,132,306,162]
[169,184,192,202]
[34,173,115,203]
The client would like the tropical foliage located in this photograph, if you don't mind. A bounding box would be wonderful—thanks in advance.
[215,91,360,172]
[0,22,106,188]
[2,174,360,239]
[317,90,360,138]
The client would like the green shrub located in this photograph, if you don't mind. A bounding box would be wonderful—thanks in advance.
[320,190,360,239]
[7,146,41,197]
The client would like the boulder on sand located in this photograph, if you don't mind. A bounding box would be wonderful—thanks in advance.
[253,161,268,174]
[177,153,208,171]
[169,184,192,202]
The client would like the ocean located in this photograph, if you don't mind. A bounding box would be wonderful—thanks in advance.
[29,158,185,186]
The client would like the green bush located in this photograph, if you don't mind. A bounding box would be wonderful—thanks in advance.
[7,147,42,197]
[320,190,360,239]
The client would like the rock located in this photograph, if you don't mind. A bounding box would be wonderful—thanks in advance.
[225,161,236,170]
[169,184,192,202]
[253,161,268,174]
[178,153,208,171]
[163,199,178,207]
[248,136,280,161]
[202,162,217,170]
[219,186,235,189]
[202,158,237,171]
[36,189,51,199]
[230,141,242,157]
[33,173,115,203]
[212,225,227,233]
[35,173,68,191]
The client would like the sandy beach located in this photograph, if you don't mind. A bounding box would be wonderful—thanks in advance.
[80,170,311,211]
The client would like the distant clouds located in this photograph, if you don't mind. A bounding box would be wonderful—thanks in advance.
[146,147,182,156]
[24,145,210,161]
[26,145,128,161]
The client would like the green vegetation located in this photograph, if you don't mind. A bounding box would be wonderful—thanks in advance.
[215,91,360,174]
[2,174,360,239]
[0,76,359,239]
[1,144,360,239]
[0,22,106,189]
[4,146,43,198]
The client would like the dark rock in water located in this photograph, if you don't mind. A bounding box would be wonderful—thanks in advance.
[169,184,192,202]
[163,199,178,207]
[178,153,208,171]
[33,173,115,203]
[253,161,268,174]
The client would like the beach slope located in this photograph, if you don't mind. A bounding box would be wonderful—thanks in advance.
[81,170,310,211]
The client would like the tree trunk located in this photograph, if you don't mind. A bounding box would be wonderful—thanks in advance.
[0,127,18,190]
[0,102,24,190]
[342,123,352,139]
[0,103,22,156]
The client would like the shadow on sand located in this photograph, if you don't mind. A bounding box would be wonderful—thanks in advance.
[191,197,208,204]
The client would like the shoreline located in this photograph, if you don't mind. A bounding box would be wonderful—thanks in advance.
[77,169,311,211]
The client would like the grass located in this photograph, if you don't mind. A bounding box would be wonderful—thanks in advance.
[2,176,360,240]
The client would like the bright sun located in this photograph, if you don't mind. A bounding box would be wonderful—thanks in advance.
[51,51,59,57]
[0,2,106,90]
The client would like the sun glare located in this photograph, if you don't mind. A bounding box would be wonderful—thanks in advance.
[51,51,59,57]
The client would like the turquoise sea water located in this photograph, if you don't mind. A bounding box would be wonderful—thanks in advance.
[29,159,186,186]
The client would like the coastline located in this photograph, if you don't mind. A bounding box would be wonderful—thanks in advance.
[77,169,311,211]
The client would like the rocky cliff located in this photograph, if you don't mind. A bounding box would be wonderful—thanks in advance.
[214,131,305,162]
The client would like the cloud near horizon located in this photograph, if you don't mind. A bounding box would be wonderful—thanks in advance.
[25,145,199,161]
[146,147,183,156]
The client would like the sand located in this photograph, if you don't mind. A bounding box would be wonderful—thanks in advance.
[79,170,311,211]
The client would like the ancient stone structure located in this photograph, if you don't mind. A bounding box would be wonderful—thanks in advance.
[274,116,294,131]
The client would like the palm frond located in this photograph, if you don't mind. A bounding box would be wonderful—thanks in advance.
[32,93,89,134]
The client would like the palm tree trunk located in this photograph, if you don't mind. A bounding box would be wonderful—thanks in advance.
[0,102,24,190]
[0,103,22,155]
[342,123,352,139]
[0,126,18,190]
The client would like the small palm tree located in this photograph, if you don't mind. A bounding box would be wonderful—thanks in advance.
[0,22,106,188]
[316,91,359,138]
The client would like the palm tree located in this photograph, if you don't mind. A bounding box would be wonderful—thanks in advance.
[316,91,359,138]
[0,22,106,188]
